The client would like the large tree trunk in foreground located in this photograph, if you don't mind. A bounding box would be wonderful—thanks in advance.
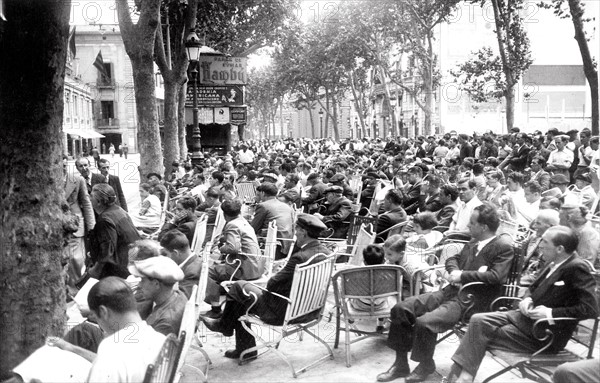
[0,0,70,375]
[116,0,163,178]
[178,83,188,160]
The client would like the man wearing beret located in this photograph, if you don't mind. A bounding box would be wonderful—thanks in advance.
[129,256,187,336]
[251,182,294,259]
[200,214,331,360]
[315,185,353,239]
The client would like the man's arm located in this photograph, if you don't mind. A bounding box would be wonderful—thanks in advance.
[323,200,352,222]
[219,224,242,255]
[460,240,514,285]
[77,177,96,230]
[112,176,128,212]
[250,203,267,234]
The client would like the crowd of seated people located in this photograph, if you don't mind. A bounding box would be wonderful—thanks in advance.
[33,127,600,382]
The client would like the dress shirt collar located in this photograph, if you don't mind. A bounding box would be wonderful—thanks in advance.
[476,235,496,253]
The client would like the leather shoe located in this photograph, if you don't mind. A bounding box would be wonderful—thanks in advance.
[376,364,410,382]
[224,348,258,361]
[405,362,436,383]
[200,316,233,337]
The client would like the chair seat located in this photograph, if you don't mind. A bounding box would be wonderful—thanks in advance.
[489,348,582,367]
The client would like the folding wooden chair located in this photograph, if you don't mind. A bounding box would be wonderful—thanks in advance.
[143,333,185,383]
[210,208,225,242]
[332,265,406,367]
[347,215,377,246]
[190,214,208,256]
[237,253,337,377]
[235,182,257,204]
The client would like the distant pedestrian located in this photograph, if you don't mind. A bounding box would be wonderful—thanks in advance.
[91,146,100,168]
[118,143,122,157]
[101,142,106,155]
[122,142,129,159]
[109,143,115,158]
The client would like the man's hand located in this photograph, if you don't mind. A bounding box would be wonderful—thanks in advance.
[314,213,324,220]
[448,270,462,284]
[519,297,533,316]
[527,305,551,321]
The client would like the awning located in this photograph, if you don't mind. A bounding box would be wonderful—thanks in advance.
[79,130,105,139]
[63,128,81,137]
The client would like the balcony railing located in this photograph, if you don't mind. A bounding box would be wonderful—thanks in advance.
[96,80,116,89]
[96,118,120,127]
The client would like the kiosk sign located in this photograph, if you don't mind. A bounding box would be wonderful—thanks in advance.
[199,56,247,85]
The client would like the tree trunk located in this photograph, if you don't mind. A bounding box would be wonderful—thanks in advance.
[0,0,70,375]
[505,83,516,133]
[568,0,599,135]
[116,0,163,178]
[178,82,188,160]
[162,79,180,174]
[378,65,397,137]
[349,70,367,137]
[307,108,316,138]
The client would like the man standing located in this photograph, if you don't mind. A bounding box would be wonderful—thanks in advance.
[376,204,514,383]
[63,156,95,288]
[547,135,574,178]
[446,226,598,383]
[75,157,95,194]
[251,182,294,259]
[200,214,330,360]
[96,158,128,211]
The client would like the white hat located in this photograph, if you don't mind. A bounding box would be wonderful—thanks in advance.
[128,256,184,284]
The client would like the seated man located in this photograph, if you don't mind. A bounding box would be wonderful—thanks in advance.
[446,226,599,383]
[158,196,197,245]
[559,199,600,268]
[446,178,482,238]
[87,277,167,382]
[376,189,408,243]
[203,198,263,318]
[128,256,187,336]
[520,209,560,287]
[251,182,294,259]
[314,185,353,239]
[159,229,202,299]
[376,203,514,383]
[200,214,330,359]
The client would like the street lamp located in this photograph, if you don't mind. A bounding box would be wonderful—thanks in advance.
[185,30,203,166]
[318,109,324,138]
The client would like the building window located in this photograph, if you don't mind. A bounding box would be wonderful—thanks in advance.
[98,63,113,85]
[101,101,114,119]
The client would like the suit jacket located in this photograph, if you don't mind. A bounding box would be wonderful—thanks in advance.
[64,173,95,236]
[509,145,531,172]
[219,217,263,280]
[445,235,515,314]
[303,181,327,206]
[159,213,197,245]
[179,254,202,299]
[262,239,331,324]
[531,170,551,192]
[421,192,443,213]
[507,255,599,352]
[376,207,407,242]
[402,181,425,215]
[91,173,128,211]
[251,198,295,254]
[322,196,353,239]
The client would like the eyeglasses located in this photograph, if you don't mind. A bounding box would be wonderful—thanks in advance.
[100,166,110,169]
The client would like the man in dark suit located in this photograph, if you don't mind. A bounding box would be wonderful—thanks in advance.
[376,189,408,243]
[315,185,353,239]
[505,133,531,172]
[458,134,474,161]
[376,203,514,383]
[158,196,197,245]
[251,182,294,259]
[419,174,443,213]
[64,156,96,288]
[94,158,128,211]
[200,214,330,360]
[446,226,599,383]
[302,173,327,213]
[75,157,95,195]
[402,166,425,215]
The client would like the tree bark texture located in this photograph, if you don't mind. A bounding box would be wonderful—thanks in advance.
[0,0,70,375]
[116,0,163,178]
[178,82,188,160]
[568,0,599,135]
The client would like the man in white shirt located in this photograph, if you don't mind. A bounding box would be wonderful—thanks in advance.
[86,277,166,383]
[238,143,254,165]
[448,178,482,236]
[547,135,574,178]
[513,180,541,226]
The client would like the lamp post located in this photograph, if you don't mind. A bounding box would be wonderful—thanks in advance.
[185,31,202,166]
[318,109,324,138]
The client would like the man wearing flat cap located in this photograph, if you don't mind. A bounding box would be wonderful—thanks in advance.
[315,185,353,238]
[129,256,187,336]
[330,173,354,200]
[200,214,331,360]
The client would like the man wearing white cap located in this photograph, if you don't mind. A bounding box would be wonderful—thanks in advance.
[128,256,187,336]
